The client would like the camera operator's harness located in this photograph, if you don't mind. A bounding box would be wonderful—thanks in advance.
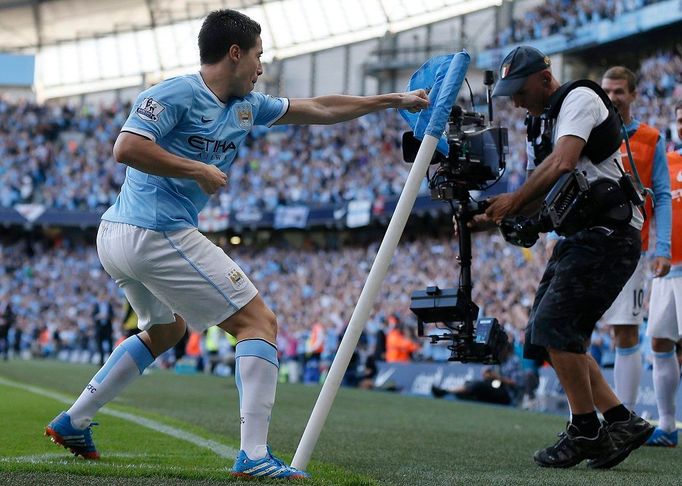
[500,79,647,247]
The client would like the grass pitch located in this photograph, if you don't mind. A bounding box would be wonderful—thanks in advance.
[0,360,679,485]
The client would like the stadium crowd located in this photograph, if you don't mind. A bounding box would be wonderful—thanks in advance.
[0,231,549,365]
[0,100,414,212]
[0,42,680,401]
[488,0,665,49]
[1,50,679,214]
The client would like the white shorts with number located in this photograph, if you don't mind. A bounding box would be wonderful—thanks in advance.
[600,255,646,325]
[646,276,682,341]
[96,221,258,332]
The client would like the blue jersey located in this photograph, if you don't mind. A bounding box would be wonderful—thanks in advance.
[102,73,289,230]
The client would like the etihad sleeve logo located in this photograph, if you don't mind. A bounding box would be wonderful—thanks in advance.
[136,97,165,122]
[235,102,253,129]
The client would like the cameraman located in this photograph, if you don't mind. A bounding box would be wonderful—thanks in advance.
[484,46,653,469]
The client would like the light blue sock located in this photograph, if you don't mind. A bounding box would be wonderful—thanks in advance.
[68,335,154,428]
[652,350,680,432]
[614,343,641,411]
[235,339,278,460]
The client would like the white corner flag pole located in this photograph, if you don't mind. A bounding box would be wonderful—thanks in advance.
[292,51,470,471]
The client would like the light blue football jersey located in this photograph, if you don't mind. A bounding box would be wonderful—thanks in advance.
[102,73,289,230]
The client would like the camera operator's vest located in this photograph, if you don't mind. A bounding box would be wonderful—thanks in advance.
[526,79,622,166]
[523,80,636,236]
[620,124,658,251]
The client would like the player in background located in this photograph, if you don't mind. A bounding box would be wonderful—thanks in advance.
[645,101,682,447]
[43,9,428,479]
[600,66,671,411]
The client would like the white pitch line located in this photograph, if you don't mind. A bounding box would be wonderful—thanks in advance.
[0,376,238,459]
[0,452,181,471]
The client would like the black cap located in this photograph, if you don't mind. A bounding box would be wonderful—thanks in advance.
[492,46,551,97]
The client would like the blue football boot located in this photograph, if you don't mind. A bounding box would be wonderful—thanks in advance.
[231,446,309,479]
[44,411,100,459]
[645,428,678,447]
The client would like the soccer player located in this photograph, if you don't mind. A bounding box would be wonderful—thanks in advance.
[645,101,682,447]
[600,66,672,412]
[44,9,428,479]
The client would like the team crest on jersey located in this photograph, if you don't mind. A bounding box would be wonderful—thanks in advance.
[228,268,247,290]
[235,103,253,129]
[136,97,165,122]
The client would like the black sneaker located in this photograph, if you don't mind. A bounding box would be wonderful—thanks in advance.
[534,424,618,468]
[587,412,655,469]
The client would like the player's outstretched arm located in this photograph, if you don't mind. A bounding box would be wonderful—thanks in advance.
[113,132,227,194]
[274,89,428,126]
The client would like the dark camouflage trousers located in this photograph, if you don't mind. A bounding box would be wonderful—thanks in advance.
[524,226,641,361]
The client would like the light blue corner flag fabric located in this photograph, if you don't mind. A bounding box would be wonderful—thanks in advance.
[398,51,471,156]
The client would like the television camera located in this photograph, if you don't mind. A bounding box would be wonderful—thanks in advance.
[402,71,510,364]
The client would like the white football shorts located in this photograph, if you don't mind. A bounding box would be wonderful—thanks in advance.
[646,276,682,341]
[96,220,258,332]
[600,255,646,325]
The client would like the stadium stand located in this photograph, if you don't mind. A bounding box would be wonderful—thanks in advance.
[0,230,549,365]
[1,49,679,214]
[1,44,680,382]
[487,0,666,48]
[0,1,680,416]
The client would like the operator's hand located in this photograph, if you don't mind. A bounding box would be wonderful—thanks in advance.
[397,89,429,113]
[545,236,559,255]
[652,256,671,278]
[452,213,496,237]
[484,192,520,225]
[195,164,228,194]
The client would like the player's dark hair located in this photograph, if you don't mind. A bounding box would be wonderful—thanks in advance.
[198,9,261,65]
[603,66,637,93]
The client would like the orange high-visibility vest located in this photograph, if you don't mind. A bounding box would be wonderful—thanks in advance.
[185,331,202,357]
[620,124,659,251]
[306,323,325,355]
[667,150,682,264]
[385,329,419,362]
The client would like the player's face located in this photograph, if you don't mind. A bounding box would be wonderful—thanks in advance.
[676,108,682,141]
[601,78,636,115]
[511,72,545,116]
[237,36,263,96]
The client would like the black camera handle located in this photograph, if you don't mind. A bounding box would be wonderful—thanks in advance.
[452,192,489,337]
[484,70,495,125]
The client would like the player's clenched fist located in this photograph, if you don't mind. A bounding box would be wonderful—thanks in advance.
[195,164,228,194]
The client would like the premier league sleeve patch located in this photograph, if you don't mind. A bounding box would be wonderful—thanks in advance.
[136,97,166,122]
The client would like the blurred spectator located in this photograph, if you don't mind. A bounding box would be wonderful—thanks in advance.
[120,299,140,338]
[0,297,13,360]
[92,289,114,366]
[432,341,525,406]
[385,316,420,363]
